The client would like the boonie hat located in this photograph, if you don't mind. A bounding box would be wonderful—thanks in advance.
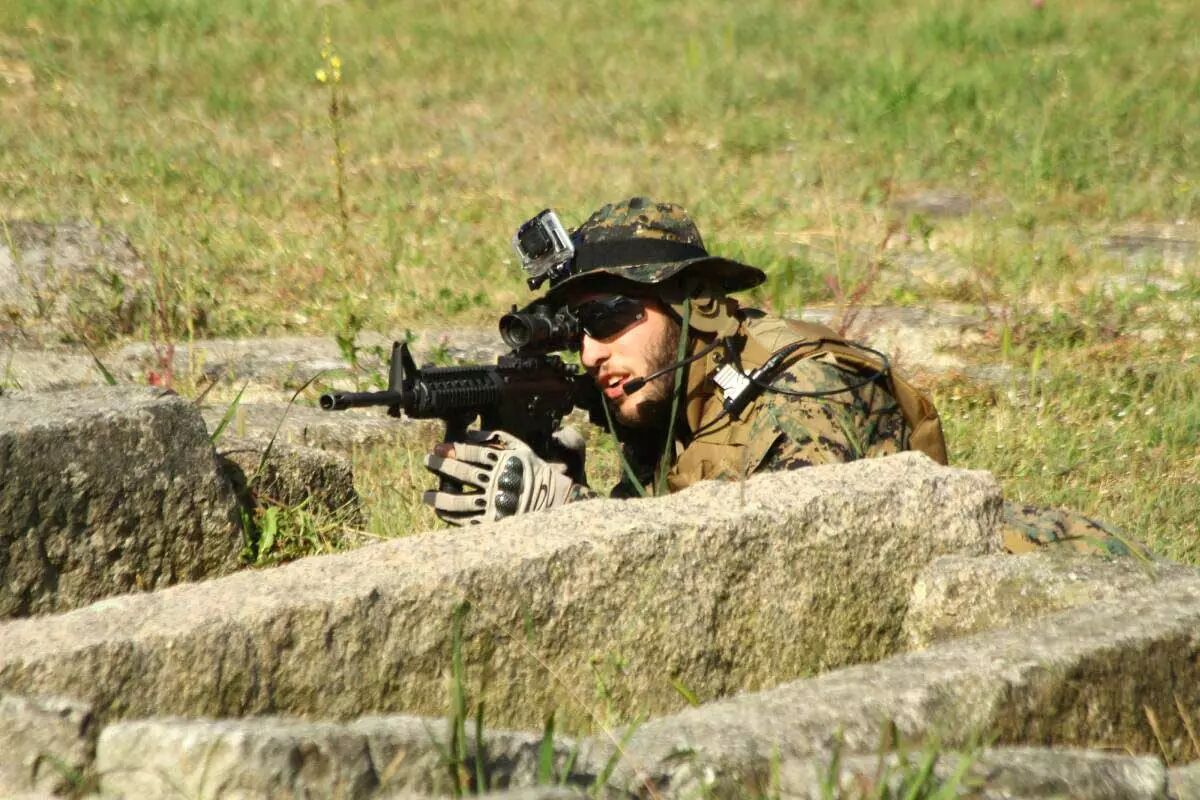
[543,197,765,300]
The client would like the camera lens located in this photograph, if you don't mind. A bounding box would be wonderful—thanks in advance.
[518,224,553,259]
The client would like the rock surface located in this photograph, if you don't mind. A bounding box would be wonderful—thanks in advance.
[216,435,363,521]
[2,330,505,418]
[1169,761,1200,800]
[74,714,1185,799]
[1096,223,1200,273]
[0,347,102,393]
[891,189,988,219]
[96,714,584,799]
[97,717,380,800]
[779,746,1167,800]
[0,453,1000,729]
[0,386,243,618]
[595,574,1200,792]
[115,331,506,391]
[901,552,1197,649]
[0,693,96,797]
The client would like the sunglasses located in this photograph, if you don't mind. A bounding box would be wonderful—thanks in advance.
[568,295,647,341]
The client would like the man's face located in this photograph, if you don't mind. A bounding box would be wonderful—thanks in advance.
[569,289,681,429]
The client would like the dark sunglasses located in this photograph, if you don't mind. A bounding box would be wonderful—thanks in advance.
[569,295,647,341]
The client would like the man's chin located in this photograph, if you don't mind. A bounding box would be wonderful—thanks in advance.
[610,395,670,429]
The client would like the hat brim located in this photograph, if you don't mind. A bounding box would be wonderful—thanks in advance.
[545,256,766,302]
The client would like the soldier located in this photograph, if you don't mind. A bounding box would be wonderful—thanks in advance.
[422,197,1143,557]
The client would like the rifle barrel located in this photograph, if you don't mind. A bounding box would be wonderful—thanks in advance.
[319,390,403,411]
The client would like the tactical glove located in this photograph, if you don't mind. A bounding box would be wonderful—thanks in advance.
[422,429,584,526]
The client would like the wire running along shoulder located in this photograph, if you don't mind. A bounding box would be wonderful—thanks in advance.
[742,337,892,399]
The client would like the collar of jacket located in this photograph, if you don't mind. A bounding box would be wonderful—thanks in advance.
[679,293,744,439]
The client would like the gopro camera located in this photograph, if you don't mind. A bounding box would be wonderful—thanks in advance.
[512,209,574,290]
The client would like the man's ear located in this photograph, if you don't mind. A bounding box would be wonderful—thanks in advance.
[671,276,739,336]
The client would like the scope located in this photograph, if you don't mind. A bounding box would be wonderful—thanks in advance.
[498,305,579,354]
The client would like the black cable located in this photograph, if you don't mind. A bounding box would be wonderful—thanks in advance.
[621,338,723,395]
[689,337,893,439]
[742,338,892,399]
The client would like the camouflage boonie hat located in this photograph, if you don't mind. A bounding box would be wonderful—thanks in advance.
[543,197,765,300]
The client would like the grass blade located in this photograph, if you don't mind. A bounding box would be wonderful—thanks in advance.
[900,746,939,800]
[448,601,470,796]
[592,716,642,797]
[473,699,488,794]
[191,367,227,407]
[84,343,119,386]
[558,743,579,787]
[209,381,248,444]
[537,710,556,785]
[656,298,692,496]
[255,507,278,564]
[250,370,325,484]
[669,677,700,707]
[600,399,647,498]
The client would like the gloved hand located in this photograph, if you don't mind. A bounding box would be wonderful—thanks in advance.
[422,429,584,526]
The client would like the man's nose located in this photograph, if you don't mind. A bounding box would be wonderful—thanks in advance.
[580,334,609,370]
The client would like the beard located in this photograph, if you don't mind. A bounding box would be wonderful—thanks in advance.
[610,320,682,429]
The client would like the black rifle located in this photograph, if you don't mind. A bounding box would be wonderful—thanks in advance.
[319,340,593,469]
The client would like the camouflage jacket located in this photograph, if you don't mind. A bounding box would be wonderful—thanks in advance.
[602,307,1145,558]
[665,311,913,487]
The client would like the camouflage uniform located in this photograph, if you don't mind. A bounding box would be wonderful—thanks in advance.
[601,310,1147,558]
[999,504,1146,558]
[642,311,919,493]
[536,197,1146,557]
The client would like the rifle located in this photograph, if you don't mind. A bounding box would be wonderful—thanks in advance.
[319,339,593,471]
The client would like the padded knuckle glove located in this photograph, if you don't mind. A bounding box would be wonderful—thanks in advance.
[421,429,580,526]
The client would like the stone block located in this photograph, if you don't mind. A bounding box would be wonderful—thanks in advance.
[97,717,379,800]
[474,790,588,800]
[0,693,96,797]
[594,574,1200,793]
[796,304,990,378]
[348,715,584,795]
[0,348,101,393]
[96,714,586,800]
[1169,761,1200,799]
[0,453,1000,729]
[778,746,1167,800]
[902,552,1197,649]
[216,435,363,523]
[116,331,505,396]
[202,401,414,454]
[0,386,243,618]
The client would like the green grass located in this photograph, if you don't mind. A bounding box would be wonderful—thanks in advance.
[3,0,1197,335]
[940,340,1200,563]
[1,0,1198,556]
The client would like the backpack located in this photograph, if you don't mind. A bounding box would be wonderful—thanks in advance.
[765,316,949,465]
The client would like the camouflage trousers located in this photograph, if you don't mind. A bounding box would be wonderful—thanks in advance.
[1001,501,1151,558]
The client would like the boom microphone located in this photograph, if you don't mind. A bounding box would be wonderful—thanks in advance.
[621,339,722,395]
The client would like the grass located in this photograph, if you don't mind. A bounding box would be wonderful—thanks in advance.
[3,0,1196,334]
[939,340,1200,563]
[814,731,982,800]
[1,0,1197,555]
